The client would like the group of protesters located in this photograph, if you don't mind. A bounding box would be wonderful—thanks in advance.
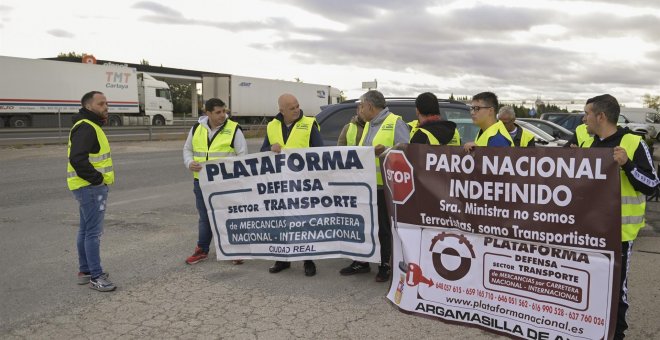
[67,88,658,340]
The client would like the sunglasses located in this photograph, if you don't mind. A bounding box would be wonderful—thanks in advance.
[470,106,492,112]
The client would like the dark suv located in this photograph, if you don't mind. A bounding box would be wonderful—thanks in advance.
[315,98,471,145]
[540,112,585,132]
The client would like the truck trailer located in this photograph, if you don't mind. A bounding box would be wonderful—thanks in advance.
[0,55,173,128]
[202,74,341,124]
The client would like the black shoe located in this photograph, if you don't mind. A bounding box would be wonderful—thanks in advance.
[339,261,370,276]
[375,264,391,282]
[269,261,290,273]
[304,260,316,277]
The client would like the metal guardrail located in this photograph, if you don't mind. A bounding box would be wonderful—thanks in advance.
[0,122,267,146]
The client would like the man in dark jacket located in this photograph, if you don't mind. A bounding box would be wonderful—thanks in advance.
[581,94,659,339]
[67,91,116,292]
[409,92,460,145]
[261,93,323,276]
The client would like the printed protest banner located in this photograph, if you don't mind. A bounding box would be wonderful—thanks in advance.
[384,144,621,340]
[199,146,380,262]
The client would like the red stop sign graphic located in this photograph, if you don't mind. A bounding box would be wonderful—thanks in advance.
[383,150,415,204]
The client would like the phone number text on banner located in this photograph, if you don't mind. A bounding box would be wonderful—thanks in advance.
[383,145,621,340]
[199,146,380,262]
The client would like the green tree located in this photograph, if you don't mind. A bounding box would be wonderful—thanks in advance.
[449,93,455,101]
[170,83,192,114]
[57,51,84,59]
[536,103,567,115]
[139,59,150,65]
[643,93,660,111]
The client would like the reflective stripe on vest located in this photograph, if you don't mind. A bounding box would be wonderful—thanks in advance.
[475,121,514,146]
[415,127,461,146]
[519,128,535,147]
[619,134,646,241]
[575,124,593,147]
[346,122,358,146]
[359,113,402,185]
[67,119,114,190]
[582,133,645,241]
[191,119,238,179]
[266,116,316,149]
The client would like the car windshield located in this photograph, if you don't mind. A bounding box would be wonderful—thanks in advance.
[516,121,555,141]
[453,119,479,144]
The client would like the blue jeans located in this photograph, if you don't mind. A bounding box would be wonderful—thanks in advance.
[72,184,109,279]
[194,180,212,253]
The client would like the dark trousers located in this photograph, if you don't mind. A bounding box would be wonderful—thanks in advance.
[377,189,392,266]
[614,241,633,340]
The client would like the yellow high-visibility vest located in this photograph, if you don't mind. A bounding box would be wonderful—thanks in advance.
[359,113,402,185]
[191,119,239,179]
[67,119,114,190]
[475,121,513,146]
[582,133,646,241]
[266,116,316,149]
[518,128,535,147]
[414,127,461,146]
[346,122,359,146]
[575,124,593,147]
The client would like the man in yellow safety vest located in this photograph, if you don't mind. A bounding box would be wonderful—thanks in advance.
[67,91,117,292]
[581,94,659,339]
[339,90,409,282]
[183,98,248,265]
[497,106,535,147]
[464,91,513,151]
[409,92,460,145]
[261,93,324,277]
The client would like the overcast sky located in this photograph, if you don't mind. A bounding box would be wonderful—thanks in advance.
[1,0,659,107]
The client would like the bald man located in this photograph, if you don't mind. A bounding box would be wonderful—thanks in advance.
[260,93,324,276]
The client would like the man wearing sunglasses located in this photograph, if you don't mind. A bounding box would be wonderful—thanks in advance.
[463,92,513,151]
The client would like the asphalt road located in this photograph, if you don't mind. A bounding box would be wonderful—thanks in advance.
[1,139,659,339]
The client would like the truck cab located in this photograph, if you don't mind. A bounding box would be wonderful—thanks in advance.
[138,73,174,126]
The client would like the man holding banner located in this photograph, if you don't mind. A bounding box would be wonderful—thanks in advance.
[464,92,513,151]
[183,98,248,265]
[409,92,460,146]
[580,94,659,339]
[339,90,409,282]
[261,93,324,277]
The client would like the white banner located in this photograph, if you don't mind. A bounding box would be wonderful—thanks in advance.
[387,224,614,340]
[199,146,380,262]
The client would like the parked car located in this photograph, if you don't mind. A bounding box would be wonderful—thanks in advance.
[540,112,655,141]
[315,98,471,146]
[539,112,584,132]
[518,118,574,140]
[440,119,565,146]
[618,115,656,141]
[515,120,567,147]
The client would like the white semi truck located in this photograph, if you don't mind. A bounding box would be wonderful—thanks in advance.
[202,74,342,124]
[0,55,173,128]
